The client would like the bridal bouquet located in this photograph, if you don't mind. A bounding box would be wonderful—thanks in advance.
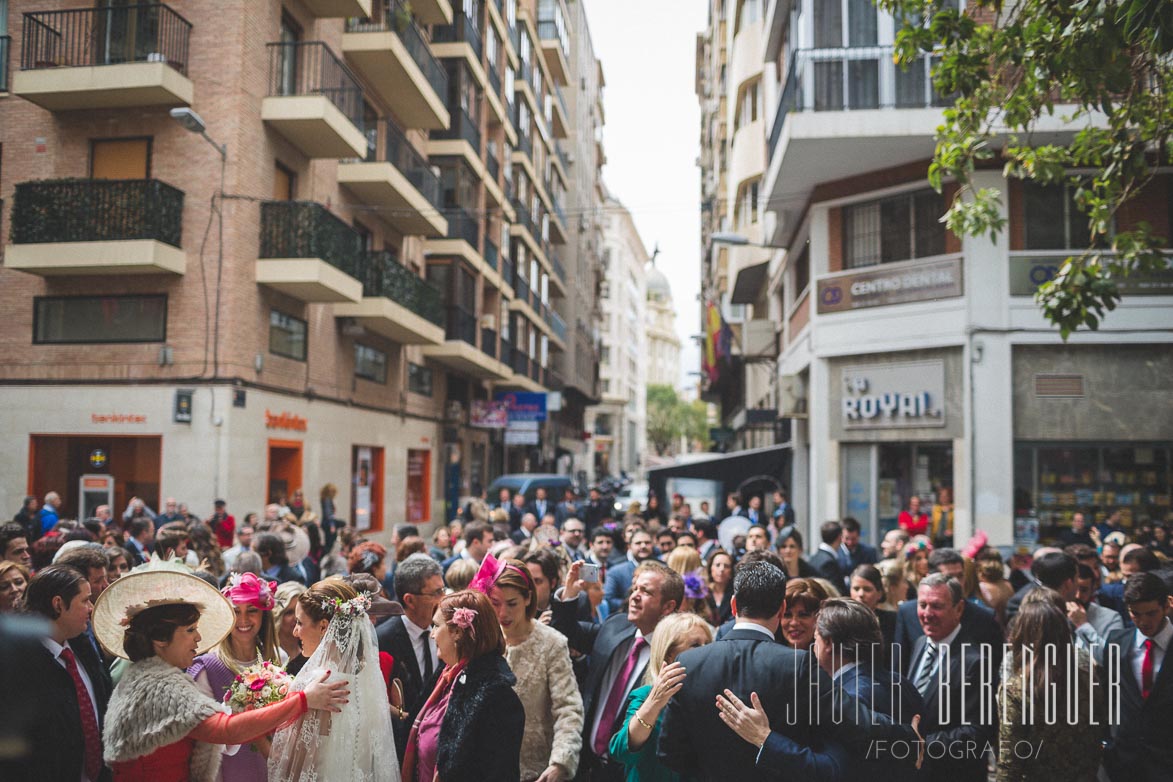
[224,661,293,713]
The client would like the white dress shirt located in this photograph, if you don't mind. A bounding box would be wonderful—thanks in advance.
[1132,617,1173,692]
[402,613,439,680]
[42,638,99,782]
[589,629,653,753]
[731,621,776,641]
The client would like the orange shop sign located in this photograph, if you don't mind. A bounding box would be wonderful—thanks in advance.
[92,413,146,424]
[265,410,307,431]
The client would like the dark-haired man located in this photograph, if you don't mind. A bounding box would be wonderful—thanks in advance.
[0,522,31,569]
[809,520,849,587]
[24,564,112,782]
[1104,572,1173,781]
[441,521,494,575]
[842,516,878,568]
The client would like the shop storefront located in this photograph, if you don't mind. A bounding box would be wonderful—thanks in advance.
[828,348,964,547]
[1012,345,1173,541]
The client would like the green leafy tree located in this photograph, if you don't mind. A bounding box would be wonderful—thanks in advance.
[646,385,711,455]
[878,0,1173,338]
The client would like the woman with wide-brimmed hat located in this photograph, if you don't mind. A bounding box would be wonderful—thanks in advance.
[96,560,349,782]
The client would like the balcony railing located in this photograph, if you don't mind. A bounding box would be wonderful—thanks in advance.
[484,239,499,271]
[447,306,477,344]
[515,129,533,160]
[511,348,529,375]
[536,20,569,60]
[768,46,954,159]
[356,250,444,325]
[1,35,10,91]
[547,307,567,342]
[487,60,501,97]
[511,198,534,234]
[486,148,500,184]
[20,4,192,74]
[500,340,514,368]
[383,120,443,209]
[517,58,531,90]
[433,5,482,61]
[12,178,184,247]
[554,141,569,173]
[481,327,497,359]
[267,41,364,131]
[346,0,448,101]
[552,197,566,228]
[259,201,362,277]
[550,249,566,283]
[501,254,516,291]
[445,206,479,248]
[432,105,481,153]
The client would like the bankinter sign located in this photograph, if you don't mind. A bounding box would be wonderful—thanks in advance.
[817,257,964,313]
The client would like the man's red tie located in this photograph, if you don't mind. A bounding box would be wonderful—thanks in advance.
[61,647,102,780]
[594,636,648,756]
[1142,638,1155,699]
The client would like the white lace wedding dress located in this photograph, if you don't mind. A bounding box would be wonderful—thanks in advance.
[268,597,400,782]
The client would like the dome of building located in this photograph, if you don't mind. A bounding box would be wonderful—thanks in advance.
[646,263,672,302]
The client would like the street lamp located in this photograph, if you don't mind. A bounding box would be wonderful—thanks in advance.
[169,107,227,159]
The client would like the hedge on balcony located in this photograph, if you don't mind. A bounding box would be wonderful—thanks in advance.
[12,178,184,247]
[259,201,362,277]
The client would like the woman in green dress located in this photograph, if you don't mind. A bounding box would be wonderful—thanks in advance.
[608,613,713,782]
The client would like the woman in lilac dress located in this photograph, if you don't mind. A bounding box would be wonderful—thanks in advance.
[188,572,282,782]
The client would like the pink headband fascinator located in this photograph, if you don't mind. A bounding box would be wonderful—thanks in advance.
[469,552,533,596]
[222,572,277,611]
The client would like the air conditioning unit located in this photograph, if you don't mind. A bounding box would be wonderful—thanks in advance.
[779,375,807,418]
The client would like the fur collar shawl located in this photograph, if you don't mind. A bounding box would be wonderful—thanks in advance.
[437,653,525,782]
[103,657,230,781]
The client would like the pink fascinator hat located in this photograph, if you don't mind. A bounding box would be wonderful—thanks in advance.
[222,572,277,611]
[469,553,509,595]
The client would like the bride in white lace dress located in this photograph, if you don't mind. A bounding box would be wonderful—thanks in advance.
[268,582,400,782]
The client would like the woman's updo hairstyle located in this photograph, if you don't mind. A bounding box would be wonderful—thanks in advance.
[296,577,359,624]
[124,603,202,662]
[439,589,505,660]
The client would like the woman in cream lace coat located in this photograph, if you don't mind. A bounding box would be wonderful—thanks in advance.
[474,554,584,781]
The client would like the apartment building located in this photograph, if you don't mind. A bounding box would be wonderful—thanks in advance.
[587,195,647,478]
[0,0,603,531]
[728,0,1173,548]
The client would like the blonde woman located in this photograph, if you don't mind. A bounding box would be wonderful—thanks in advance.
[273,581,307,662]
[876,559,909,610]
[667,547,716,625]
[903,536,933,590]
[609,613,713,781]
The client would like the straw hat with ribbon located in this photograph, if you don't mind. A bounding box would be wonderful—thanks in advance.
[92,558,234,660]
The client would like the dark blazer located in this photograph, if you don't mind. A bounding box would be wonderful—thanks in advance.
[1103,626,1173,781]
[376,615,443,755]
[659,627,905,781]
[833,663,923,782]
[603,559,637,614]
[123,540,147,567]
[437,653,525,782]
[527,498,551,520]
[908,625,999,782]
[847,543,879,568]
[808,547,847,587]
[23,636,113,782]
[893,597,1003,676]
[550,593,640,765]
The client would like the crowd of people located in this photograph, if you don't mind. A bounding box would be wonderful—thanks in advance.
[2,484,1172,782]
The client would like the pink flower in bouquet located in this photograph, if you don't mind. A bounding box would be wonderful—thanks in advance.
[249,678,266,692]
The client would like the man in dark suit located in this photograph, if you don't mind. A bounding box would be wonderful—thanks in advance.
[661,561,903,780]
[771,488,796,528]
[1004,549,1080,624]
[842,516,878,568]
[555,488,580,527]
[527,486,552,522]
[1104,572,1173,781]
[906,573,998,782]
[603,528,655,613]
[552,559,683,781]
[808,520,850,589]
[123,518,152,567]
[377,553,445,756]
[24,564,113,782]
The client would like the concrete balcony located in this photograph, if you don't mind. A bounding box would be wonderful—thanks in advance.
[537,15,570,86]
[339,121,447,237]
[423,307,512,379]
[6,179,185,276]
[13,4,194,111]
[262,41,367,159]
[256,201,364,303]
[343,6,449,130]
[411,0,454,25]
[333,251,446,345]
[302,0,372,18]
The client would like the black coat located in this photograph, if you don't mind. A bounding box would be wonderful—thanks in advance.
[893,597,1003,676]
[376,616,443,756]
[437,653,525,782]
[22,636,113,782]
[908,625,999,782]
[1103,626,1173,781]
[808,548,847,587]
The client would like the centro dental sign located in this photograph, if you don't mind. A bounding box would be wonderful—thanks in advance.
[817,257,964,313]
[841,360,946,429]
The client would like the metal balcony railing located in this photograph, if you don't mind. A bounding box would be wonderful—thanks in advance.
[259,201,363,278]
[481,327,497,359]
[447,307,477,344]
[768,46,954,160]
[536,20,568,60]
[484,239,499,271]
[383,120,443,210]
[267,41,364,132]
[501,255,516,291]
[486,148,500,184]
[357,250,444,326]
[514,129,533,160]
[511,348,529,376]
[550,250,566,283]
[432,105,481,154]
[511,197,534,235]
[346,0,448,101]
[445,206,479,248]
[537,0,569,59]
[547,307,567,342]
[500,340,514,367]
[487,60,501,97]
[0,35,10,91]
[20,4,192,74]
[433,5,482,61]
[12,178,184,247]
[554,141,569,173]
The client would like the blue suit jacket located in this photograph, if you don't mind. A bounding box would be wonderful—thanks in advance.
[603,559,636,613]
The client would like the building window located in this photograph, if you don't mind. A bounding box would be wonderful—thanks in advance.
[34,295,167,344]
[408,362,434,396]
[843,189,946,268]
[354,344,387,383]
[269,310,307,361]
[1024,180,1103,250]
[793,245,810,294]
